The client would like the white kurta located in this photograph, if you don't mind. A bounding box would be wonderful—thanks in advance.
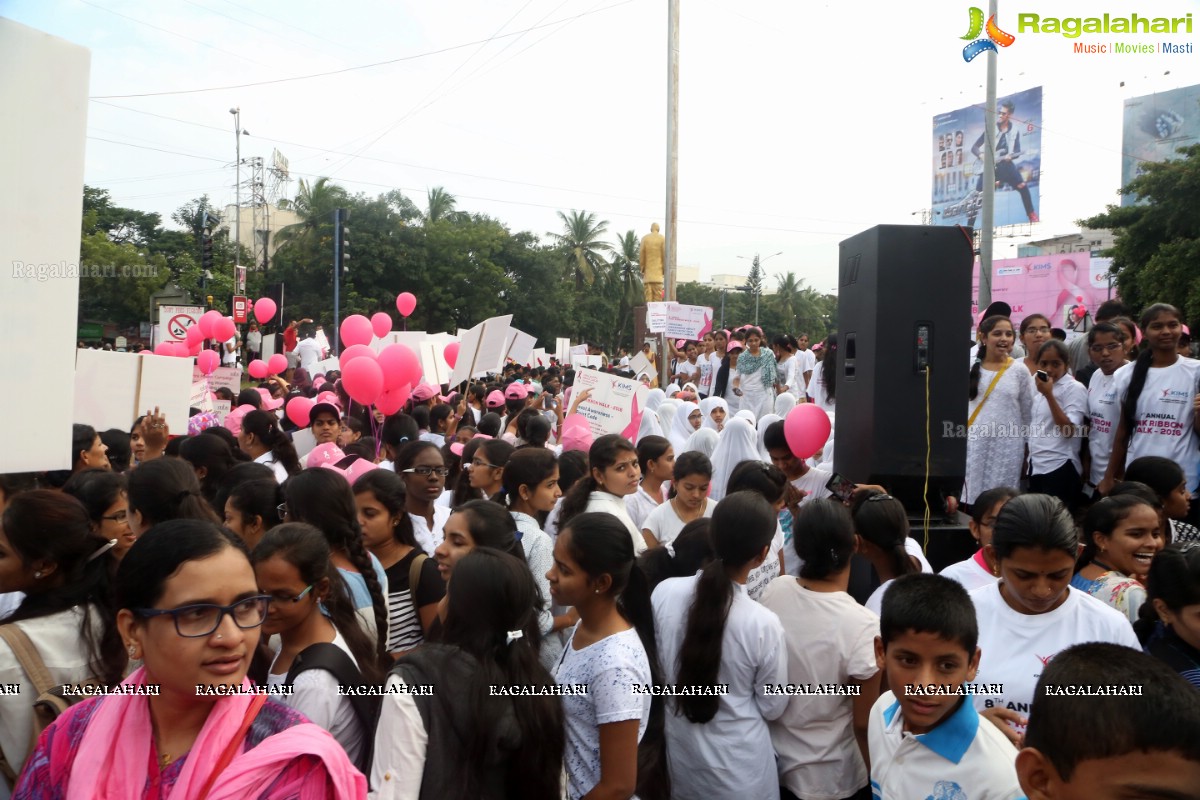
[963,362,1033,505]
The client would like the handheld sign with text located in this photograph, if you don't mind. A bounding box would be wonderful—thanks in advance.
[570,368,649,440]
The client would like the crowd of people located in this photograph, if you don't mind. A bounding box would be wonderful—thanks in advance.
[1,312,1199,800]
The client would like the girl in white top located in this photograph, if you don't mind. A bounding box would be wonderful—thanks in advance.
[970,494,1142,746]
[651,492,787,799]
[761,500,882,800]
[853,493,930,615]
[772,334,803,397]
[698,333,716,398]
[550,511,666,800]
[1101,303,1200,496]
[709,417,761,503]
[627,436,672,529]
[940,487,1018,592]
[963,315,1034,507]
[1084,322,1131,495]
[656,398,680,438]
[237,410,302,483]
[1027,340,1088,511]
[642,452,716,549]
[679,427,719,461]
[724,461,788,601]
[732,328,780,420]
[699,396,729,432]
[667,401,702,453]
[558,434,647,555]
[397,442,452,555]
[254,523,384,770]
[0,492,124,785]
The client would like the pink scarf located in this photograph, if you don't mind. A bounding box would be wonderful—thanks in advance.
[65,667,365,800]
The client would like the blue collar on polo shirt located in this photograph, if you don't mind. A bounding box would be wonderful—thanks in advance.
[882,694,979,765]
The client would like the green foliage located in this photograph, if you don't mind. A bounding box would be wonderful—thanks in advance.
[547,210,612,290]
[1081,143,1200,323]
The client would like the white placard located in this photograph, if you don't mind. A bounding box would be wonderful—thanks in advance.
[73,351,192,433]
[134,354,195,432]
[555,338,572,364]
[314,357,340,376]
[449,314,513,386]
[646,302,714,339]
[569,368,649,440]
[213,399,232,423]
[192,365,242,395]
[646,302,669,332]
[530,348,548,368]
[1,20,90,473]
[159,305,204,342]
[503,328,537,366]
[292,427,317,460]
[579,356,603,369]
[627,352,653,377]
[419,341,450,386]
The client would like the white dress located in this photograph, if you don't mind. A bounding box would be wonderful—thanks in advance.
[963,361,1034,505]
[734,349,778,420]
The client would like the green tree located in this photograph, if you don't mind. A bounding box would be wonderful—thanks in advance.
[424,186,459,223]
[607,230,644,348]
[1081,143,1200,321]
[547,210,611,291]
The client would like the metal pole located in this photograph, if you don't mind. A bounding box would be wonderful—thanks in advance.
[661,0,679,391]
[333,209,341,356]
[755,289,760,326]
[720,289,725,330]
[978,0,998,308]
[233,109,241,274]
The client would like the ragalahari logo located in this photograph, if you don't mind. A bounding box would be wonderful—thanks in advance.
[962,7,1016,61]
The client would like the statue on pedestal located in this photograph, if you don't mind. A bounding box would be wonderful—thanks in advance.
[639,223,665,304]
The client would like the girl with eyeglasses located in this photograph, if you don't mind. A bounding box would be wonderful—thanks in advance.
[13,519,364,798]
[396,441,452,556]
[939,486,1019,592]
[1018,314,1053,376]
[1084,322,1131,498]
[223,479,284,552]
[468,439,514,500]
[253,523,384,771]
[61,468,137,559]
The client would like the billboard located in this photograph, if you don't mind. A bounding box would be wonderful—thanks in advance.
[971,251,1115,330]
[932,86,1042,228]
[1121,83,1200,205]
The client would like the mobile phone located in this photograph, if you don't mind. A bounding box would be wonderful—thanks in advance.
[825,472,856,503]
[1035,370,1049,382]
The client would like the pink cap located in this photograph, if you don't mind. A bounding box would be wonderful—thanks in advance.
[1183,324,1191,336]
[812,342,825,352]
[255,387,283,411]
[411,383,437,402]
[321,455,378,483]
[727,340,744,352]
[675,339,686,349]
[449,442,465,457]
[222,404,258,436]
[561,415,593,453]
[486,390,505,408]
[316,391,341,407]
[312,376,326,389]
[306,442,346,469]
[505,382,529,400]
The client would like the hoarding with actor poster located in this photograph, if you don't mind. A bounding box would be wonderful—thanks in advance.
[1121,83,1200,206]
[932,86,1042,228]
[970,251,1116,330]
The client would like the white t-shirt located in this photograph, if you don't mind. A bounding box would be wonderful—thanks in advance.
[780,467,833,577]
[939,552,996,593]
[797,348,817,381]
[1027,373,1088,476]
[761,578,880,800]
[641,497,716,547]
[1112,357,1200,490]
[253,450,290,483]
[267,630,364,767]
[868,691,1022,800]
[296,337,322,371]
[408,506,451,556]
[864,545,934,615]
[698,354,714,396]
[554,627,652,800]
[222,336,239,366]
[586,491,647,555]
[746,522,786,602]
[1086,369,1123,487]
[969,582,1141,734]
[625,485,664,531]
[652,575,788,799]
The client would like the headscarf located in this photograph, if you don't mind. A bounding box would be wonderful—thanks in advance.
[680,428,719,461]
[636,405,665,443]
[735,408,757,426]
[756,413,783,461]
[664,383,681,397]
[774,392,798,418]
[669,401,701,452]
[645,388,666,414]
[657,399,680,437]
[709,418,762,502]
[699,396,728,431]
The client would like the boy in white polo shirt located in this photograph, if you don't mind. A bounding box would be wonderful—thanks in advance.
[869,574,1022,800]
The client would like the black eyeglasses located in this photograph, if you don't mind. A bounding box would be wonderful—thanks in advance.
[403,466,451,477]
[265,585,314,604]
[134,595,272,638]
[467,459,499,470]
[866,494,897,503]
[100,510,128,523]
[276,502,288,521]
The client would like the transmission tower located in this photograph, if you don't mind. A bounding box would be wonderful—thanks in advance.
[246,156,269,274]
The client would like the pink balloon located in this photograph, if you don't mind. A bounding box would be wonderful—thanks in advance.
[286,396,315,428]
[212,316,237,344]
[340,314,373,348]
[340,344,377,364]
[253,297,277,325]
[342,358,384,405]
[153,342,174,356]
[198,310,223,339]
[378,344,422,390]
[376,383,411,416]
[396,292,417,318]
[371,312,393,339]
[248,359,268,379]
[185,324,205,346]
[268,353,288,375]
[443,342,460,368]
[783,404,832,460]
[197,350,220,375]
[1073,306,1087,319]
[187,338,204,356]
[172,342,191,358]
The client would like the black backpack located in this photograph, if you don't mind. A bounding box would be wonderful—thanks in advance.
[283,643,380,773]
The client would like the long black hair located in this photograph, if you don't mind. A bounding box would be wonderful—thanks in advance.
[453,499,526,561]
[991,493,1078,561]
[352,469,418,549]
[795,500,857,580]
[675,492,777,723]
[559,434,637,527]
[1134,545,1200,644]
[637,519,716,595]
[439,548,565,798]
[284,470,389,664]
[498,447,558,511]
[179,434,238,512]
[451,438,485,507]
[819,333,837,404]
[61,468,126,529]
[225,479,283,541]
[969,314,1011,400]
[241,410,302,476]
[1077,495,1160,571]
[853,493,919,580]
[127,457,222,528]
[1121,304,1182,446]
[2,491,124,685]
[252,522,385,683]
[560,511,668,799]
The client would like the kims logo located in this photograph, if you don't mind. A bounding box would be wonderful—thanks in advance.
[962,7,1016,61]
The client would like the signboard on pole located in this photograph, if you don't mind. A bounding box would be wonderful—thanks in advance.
[231,295,250,324]
[158,305,204,342]
[646,302,713,339]
[971,251,1114,328]
[570,368,649,439]
[235,265,247,295]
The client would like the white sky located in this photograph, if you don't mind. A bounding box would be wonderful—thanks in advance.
[4,0,1199,295]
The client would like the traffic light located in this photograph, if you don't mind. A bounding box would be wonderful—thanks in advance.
[335,208,349,273]
[201,226,213,272]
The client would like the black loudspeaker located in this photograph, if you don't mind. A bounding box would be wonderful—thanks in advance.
[834,225,973,514]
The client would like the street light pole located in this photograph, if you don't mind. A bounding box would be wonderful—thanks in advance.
[737,251,783,327]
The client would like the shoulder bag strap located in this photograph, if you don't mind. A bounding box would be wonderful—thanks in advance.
[0,624,55,695]
[408,553,428,616]
[968,357,1014,427]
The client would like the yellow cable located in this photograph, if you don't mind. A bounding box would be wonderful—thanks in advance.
[923,365,932,551]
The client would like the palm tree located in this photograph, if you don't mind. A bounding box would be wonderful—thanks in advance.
[773,271,803,322]
[774,271,827,337]
[424,187,458,223]
[275,177,346,246]
[547,210,612,291]
[609,230,643,347]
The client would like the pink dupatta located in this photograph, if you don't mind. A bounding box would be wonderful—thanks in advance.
[65,667,365,800]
